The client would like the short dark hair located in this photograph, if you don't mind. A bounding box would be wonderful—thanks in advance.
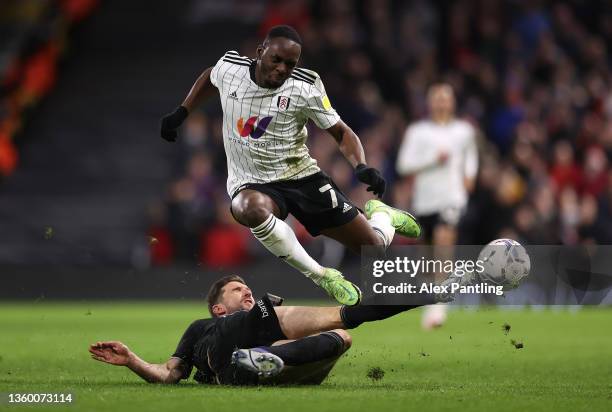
[265,25,302,46]
[206,275,246,317]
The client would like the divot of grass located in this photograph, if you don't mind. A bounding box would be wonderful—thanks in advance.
[366,366,385,381]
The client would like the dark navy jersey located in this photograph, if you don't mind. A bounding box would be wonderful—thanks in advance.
[171,318,217,383]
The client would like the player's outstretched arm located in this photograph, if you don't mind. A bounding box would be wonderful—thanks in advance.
[160,66,216,142]
[327,120,386,197]
[89,341,187,384]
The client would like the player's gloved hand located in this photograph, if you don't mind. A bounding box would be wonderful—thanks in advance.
[355,163,386,197]
[160,106,189,142]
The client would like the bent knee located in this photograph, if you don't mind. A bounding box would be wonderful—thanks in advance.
[231,193,275,227]
[240,205,272,227]
[331,329,352,351]
[348,232,385,254]
[363,231,385,247]
[355,224,386,248]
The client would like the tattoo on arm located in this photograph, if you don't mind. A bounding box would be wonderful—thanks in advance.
[127,355,187,384]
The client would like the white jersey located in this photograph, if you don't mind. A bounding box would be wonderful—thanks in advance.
[210,51,341,196]
[396,119,478,216]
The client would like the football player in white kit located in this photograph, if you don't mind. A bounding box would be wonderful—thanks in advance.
[160,26,421,306]
[396,83,478,328]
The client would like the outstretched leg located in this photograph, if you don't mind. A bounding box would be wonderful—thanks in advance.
[274,304,423,340]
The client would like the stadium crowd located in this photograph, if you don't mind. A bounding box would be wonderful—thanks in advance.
[0,0,98,178]
[148,0,612,266]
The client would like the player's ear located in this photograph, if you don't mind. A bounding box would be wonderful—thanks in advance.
[211,303,227,317]
[256,44,264,60]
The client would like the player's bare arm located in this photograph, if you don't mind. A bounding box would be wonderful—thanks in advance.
[89,341,187,384]
[327,120,386,197]
[160,66,216,142]
[181,67,216,112]
[326,120,366,168]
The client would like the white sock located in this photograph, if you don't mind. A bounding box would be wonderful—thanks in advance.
[368,212,395,248]
[251,215,325,282]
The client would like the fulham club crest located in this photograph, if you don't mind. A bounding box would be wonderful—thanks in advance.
[277,96,291,111]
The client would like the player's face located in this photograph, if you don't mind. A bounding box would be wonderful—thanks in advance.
[218,281,255,315]
[428,86,455,119]
[257,38,301,88]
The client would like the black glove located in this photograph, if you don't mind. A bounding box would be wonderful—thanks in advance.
[160,106,189,142]
[355,163,386,197]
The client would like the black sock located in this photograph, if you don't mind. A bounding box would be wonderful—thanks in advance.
[264,332,345,366]
[340,305,421,329]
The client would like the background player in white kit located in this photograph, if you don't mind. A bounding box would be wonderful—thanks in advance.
[396,83,478,328]
[160,26,421,306]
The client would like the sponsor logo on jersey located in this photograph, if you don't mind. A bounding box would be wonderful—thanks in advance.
[342,202,353,213]
[322,95,332,110]
[237,116,273,139]
[257,299,269,318]
[277,96,291,111]
[229,90,239,100]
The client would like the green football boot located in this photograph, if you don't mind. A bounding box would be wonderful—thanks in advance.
[318,268,362,306]
[365,199,421,238]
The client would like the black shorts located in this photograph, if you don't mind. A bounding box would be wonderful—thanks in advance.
[231,172,360,236]
[418,207,465,243]
[197,296,286,384]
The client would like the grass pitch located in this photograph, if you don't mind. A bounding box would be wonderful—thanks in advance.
[1,302,611,411]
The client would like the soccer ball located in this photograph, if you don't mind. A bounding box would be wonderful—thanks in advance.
[477,239,530,288]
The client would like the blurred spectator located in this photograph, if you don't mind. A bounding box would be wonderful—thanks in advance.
[592,170,612,241]
[0,0,97,177]
[580,146,608,196]
[578,194,600,243]
[550,140,581,193]
[0,137,18,177]
[200,198,251,267]
[531,184,560,243]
